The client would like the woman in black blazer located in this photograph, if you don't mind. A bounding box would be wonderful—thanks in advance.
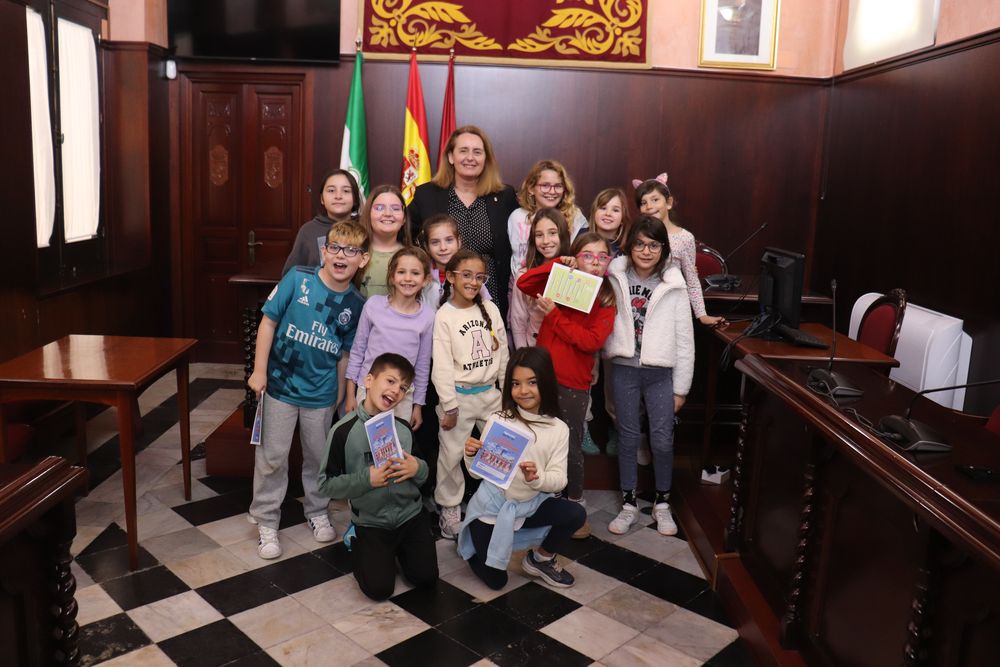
[408,125,518,318]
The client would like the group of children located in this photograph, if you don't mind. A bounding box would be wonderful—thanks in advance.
[249,161,712,599]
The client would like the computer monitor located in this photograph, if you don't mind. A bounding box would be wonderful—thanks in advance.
[759,247,805,329]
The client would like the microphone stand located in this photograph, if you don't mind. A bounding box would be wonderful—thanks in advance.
[807,280,863,398]
[705,223,768,291]
[879,378,1000,452]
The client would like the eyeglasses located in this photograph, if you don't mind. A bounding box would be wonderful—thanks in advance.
[372,204,404,214]
[325,242,364,257]
[632,241,664,253]
[536,183,565,193]
[576,252,612,264]
[451,270,488,283]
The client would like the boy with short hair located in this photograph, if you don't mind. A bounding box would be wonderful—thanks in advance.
[248,221,370,560]
[318,353,439,601]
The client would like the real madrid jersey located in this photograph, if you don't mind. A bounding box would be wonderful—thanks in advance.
[262,266,366,408]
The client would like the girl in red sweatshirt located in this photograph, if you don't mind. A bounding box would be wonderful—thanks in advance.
[516,232,616,536]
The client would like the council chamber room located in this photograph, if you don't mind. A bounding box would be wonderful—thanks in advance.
[1,1,998,666]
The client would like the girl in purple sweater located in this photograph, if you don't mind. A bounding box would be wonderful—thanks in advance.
[344,248,435,429]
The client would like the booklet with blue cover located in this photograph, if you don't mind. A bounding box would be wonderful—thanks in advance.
[250,396,264,446]
[469,416,534,489]
[365,410,403,468]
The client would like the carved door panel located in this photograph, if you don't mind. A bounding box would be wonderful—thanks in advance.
[181,73,306,361]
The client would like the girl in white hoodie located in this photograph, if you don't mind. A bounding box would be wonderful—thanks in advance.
[603,216,695,536]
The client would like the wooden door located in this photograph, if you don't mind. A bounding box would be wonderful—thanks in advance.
[178,68,310,361]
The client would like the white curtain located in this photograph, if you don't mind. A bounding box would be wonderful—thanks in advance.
[27,7,55,249]
[57,18,101,243]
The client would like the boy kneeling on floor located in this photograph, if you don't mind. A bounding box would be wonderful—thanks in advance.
[318,353,439,600]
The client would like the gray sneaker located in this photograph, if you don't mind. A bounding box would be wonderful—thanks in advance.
[522,550,575,588]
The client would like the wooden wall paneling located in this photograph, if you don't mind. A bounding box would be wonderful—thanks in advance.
[305,58,827,283]
[103,42,152,271]
[814,32,1000,412]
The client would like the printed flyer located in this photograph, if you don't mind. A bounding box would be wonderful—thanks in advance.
[365,410,403,468]
[469,416,534,489]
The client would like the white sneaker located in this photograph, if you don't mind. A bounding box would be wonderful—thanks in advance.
[439,505,462,540]
[257,525,282,559]
[608,504,639,535]
[653,502,677,536]
[307,514,336,543]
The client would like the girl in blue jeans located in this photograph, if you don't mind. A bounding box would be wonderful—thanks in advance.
[603,216,695,535]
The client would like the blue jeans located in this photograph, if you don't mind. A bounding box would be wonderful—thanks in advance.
[610,364,675,493]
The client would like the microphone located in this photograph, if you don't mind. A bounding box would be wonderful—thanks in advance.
[807,279,863,398]
[879,378,1000,452]
[705,222,768,290]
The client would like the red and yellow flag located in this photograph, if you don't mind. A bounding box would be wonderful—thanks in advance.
[401,51,431,205]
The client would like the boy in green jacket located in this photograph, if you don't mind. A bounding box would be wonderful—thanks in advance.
[318,353,438,600]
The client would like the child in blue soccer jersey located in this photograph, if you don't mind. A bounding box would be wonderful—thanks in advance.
[247,221,370,559]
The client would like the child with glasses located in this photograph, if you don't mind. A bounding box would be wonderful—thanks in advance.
[516,232,616,537]
[432,249,509,539]
[507,161,589,288]
[361,185,412,298]
[247,221,370,560]
[604,216,694,537]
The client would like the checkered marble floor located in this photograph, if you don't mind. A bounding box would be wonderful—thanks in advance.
[61,365,753,667]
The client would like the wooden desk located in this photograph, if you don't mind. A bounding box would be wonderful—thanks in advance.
[0,335,197,570]
[1,457,87,665]
[714,320,900,366]
[701,322,898,467]
[727,355,999,665]
[703,275,834,307]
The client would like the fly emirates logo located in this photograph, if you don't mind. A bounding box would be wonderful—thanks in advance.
[284,320,340,354]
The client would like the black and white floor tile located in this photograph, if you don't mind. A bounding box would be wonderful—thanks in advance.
[58,365,754,666]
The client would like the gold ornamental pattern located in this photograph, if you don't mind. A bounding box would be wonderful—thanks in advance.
[368,1,502,51]
[508,0,644,58]
[363,0,648,67]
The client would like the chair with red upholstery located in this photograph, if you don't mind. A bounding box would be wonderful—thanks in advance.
[695,243,726,280]
[856,288,907,358]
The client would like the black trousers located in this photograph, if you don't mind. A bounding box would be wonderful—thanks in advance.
[466,497,586,590]
[352,511,439,601]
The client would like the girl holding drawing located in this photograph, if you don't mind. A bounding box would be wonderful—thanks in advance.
[432,249,509,539]
[458,346,586,589]
[508,207,571,349]
[604,217,695,536]
[515,232,616,537]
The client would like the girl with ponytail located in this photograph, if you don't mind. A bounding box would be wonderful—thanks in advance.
[431,249,510,539]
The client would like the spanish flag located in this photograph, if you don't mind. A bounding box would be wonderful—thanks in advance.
[401,51,431,205]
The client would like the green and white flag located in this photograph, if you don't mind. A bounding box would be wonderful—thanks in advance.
[340,51,369,199]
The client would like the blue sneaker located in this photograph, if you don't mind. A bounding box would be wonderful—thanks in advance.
[581,428,600,455]
[343,522,356,551]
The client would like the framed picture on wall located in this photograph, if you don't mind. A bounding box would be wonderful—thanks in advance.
[699,0,780,70]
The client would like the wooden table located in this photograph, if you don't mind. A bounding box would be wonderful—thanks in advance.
[0,335,197,570]
[702,321,899,467]
[725,355,1000,664]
